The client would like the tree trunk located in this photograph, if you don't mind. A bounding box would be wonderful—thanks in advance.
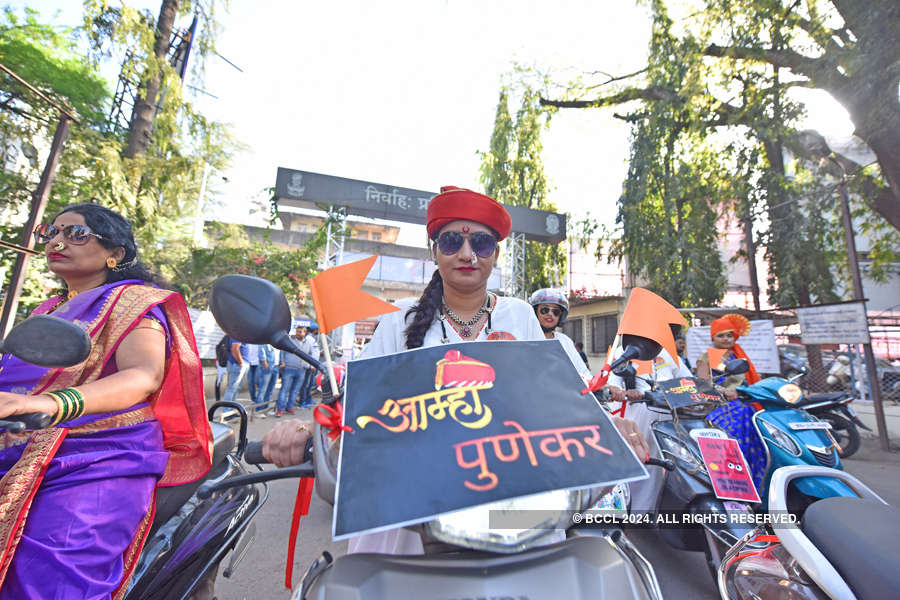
[124,0,180,160]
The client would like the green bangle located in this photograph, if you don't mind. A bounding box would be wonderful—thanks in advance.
[47,391,70,425]
[48,387,85,424]
[59,387,85,420]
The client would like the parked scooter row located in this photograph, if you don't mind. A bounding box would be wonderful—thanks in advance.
[206,275,898,599]
[10,279,895,599]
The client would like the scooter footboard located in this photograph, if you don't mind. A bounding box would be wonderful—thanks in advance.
[301,536,654,600]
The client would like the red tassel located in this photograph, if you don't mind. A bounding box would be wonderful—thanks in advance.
[284,476,315,590]
[314,401,353,441]
[581,365,611,395]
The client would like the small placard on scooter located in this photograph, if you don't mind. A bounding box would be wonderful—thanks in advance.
[695,436,761,503]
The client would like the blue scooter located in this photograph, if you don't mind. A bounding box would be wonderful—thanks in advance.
[735,376,855,511]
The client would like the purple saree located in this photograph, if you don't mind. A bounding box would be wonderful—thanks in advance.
[0,280,211,599]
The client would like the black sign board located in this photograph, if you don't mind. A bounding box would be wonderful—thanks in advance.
[276,168,567,243]
[656,376,722,409]
[332,340,647,539]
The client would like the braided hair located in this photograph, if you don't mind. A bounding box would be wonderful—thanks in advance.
[53,203,167,296]
[404,269,444,349]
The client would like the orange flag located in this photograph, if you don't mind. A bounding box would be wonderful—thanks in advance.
[616,288,687,366]
[308,256,400,335]
[706,347,729,371]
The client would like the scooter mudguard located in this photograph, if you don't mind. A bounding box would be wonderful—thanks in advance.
[690,496,755,547]
[792,475,855,500]
[301,535,655,600]
[754,410,853,507]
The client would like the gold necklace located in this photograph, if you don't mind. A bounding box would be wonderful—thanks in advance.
[67,289,78,300]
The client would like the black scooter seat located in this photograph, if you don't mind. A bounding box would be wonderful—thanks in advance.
[797,392,847,406]
[802,497,900,600]
[150,421,235,535]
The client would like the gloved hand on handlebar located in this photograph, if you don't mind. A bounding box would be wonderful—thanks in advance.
[262,419,314,467]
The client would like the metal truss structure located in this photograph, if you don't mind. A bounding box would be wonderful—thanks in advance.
[504,232,527,299]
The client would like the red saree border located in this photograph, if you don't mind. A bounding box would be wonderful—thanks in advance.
[0,428,67,588]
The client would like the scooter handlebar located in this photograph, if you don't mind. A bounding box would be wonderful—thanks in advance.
[0,412,54,433]
[244,441,269,465]
[645,457,676,471]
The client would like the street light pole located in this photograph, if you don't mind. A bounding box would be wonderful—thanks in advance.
[835,172,890,451]
[0,114,71,335]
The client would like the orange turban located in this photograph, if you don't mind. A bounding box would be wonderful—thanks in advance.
[426,186,512,241]
[709,313,759,383]
[710,313,751,341]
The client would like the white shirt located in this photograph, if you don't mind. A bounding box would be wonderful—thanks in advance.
[552,330,592,381]
[350,294,545,555]
[607,348,692,392]
[361,295,545,358]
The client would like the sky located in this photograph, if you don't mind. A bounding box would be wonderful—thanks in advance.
[23,0,855,245]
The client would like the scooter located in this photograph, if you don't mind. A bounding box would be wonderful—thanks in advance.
[798,391,869,458]
[735,377,856,511]
[718,464,900,600]
[621,360,760,583]
[0,315,269,600]
[201,273,674,600]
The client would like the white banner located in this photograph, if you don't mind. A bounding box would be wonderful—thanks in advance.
[797,302,870,345]
[188,308,225,361]
[686,319,780,374]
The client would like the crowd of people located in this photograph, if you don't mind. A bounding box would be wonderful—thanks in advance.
[217,323,321,417]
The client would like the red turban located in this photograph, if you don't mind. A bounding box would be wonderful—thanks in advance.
[426,186,512,241]
[710,313,751,341]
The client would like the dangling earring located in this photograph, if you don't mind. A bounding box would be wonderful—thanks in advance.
[106,257,117,269]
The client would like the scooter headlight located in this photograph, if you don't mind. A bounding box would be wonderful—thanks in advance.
[657,432,705,472]
[720,535,828,600]
[425,489,591,554]
[760,420,802,456]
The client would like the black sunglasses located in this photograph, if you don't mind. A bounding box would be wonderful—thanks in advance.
[539,306,562,317]
[435,231,498,258]
[34,223,105,246]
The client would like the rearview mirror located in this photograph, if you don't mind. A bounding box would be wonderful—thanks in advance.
[621,334,662,361]
[1,315,91,367]
[723,358,750,376]
[209,275,294,353]
[612,361,637,379]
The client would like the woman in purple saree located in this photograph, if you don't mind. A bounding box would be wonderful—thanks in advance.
[0,204,211,599]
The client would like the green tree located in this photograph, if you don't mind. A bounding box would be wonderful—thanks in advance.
[0,7,111,309]
[1,4,239,315]
[540,0,897,308]
[168,222,331,311]
[479,84,566,294]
